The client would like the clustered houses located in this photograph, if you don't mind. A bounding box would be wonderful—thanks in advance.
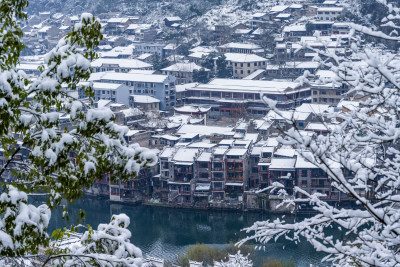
[17,0,374,211]
[152,112,355,209]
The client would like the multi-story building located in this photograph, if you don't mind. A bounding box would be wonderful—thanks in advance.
[161,62,210,84]
[316,7,344,22]
[134,43,166,58]
[184,79,311,118]
[91,72,176,111]
[225,147,250,201]
[217,42,262,54]
[91,58,153,72]
[88,82,130,105]
[311,83,348,105]
[222,53,267,79]
[282,24,308,42]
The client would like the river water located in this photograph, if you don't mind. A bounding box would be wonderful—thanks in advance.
[43,197,329,266]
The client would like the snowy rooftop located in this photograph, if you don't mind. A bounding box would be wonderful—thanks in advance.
[107,17,130,23]
[222,53,267,63]
[177,124,234,137]
[283,25,306,32]
[305,123,329,131]
[131,95,160,104]
[98,72,170,83]
[162,62,209,72]
[274,148,296,158]
[295,103,331,115]
[270,158,296,170]
[269,5,289,13]
[218,42,261,50]
[89,82,123,90]
[226,148,247,156]
[159,134,180,141]
[189,46,217,53]
[295,152,318,169]
[197,152,212,162]
[317,7,343,12]
[337,100,360,111]
[173,148,200,162]
[174,105,210,113]
[165,16,182,21]
[92,58,152,69]
[243,133,259,143]
[187,143,216,149]
[213,147,229,155]
[266,110,311,121]
[266,138,279,147]
[126,129,142,137]
[191,79,303,94]
[267,61,319,70]
[160,147,174,158]
[120,108,143,117]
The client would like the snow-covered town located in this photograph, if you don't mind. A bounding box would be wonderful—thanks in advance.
[1,0,400,266]
[12,0,367,212]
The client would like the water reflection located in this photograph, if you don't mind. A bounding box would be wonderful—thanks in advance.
[48,198,329,266]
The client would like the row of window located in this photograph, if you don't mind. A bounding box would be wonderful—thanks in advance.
[96,90,116,95]
[233,61,266,67]
[317,11,341,15]
[313,98,341,103]
[313,90,345,95]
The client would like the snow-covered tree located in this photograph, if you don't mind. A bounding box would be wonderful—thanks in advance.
[0,0,156,265]
[239,2,400,267]
[214,251,253,267]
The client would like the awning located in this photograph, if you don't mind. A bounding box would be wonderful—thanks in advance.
[225,182,243,187]
[168,181,190,185]
[174,162,194,166]
[195,183,211,191]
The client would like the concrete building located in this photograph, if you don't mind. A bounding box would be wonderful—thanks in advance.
[91,58,153,72]
[222,53,267,79]
[161,62,210,84]
[316,7,344,22]
[91,72,176,111]
[129,94,160,112]
[184,79,311,118]
[90,82,131,106]
[218,42,262,54]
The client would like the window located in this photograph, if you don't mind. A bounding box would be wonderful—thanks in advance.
[301,170,308,177]
[247,70,251,74]
[313,90,318,95]
[241,70,243,74]
[241,63,243,67]
[247,63,250,67]
[299,122,304,127]
[102,90,105,94]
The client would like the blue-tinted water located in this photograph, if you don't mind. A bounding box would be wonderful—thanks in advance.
[40,197,329,266]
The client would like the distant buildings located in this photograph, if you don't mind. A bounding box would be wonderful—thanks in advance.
[184,79,311,118]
